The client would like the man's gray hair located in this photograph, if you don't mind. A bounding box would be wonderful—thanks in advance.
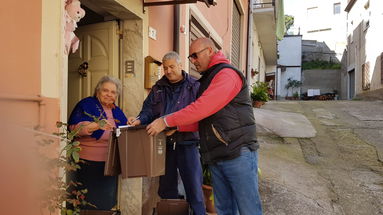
[162,51,181,64]
[93,75,122,97]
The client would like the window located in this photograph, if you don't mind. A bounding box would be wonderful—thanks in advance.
[231,1,241,69]
[333,3,341,14]
[189,16,221,78]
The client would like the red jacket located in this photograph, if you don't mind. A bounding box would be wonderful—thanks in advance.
[166,51,243,129]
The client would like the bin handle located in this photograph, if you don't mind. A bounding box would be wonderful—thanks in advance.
[116,128,121,137]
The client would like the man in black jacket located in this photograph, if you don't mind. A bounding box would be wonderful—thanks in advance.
[128,51,205,215]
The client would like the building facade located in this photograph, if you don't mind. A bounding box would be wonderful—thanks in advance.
[2,0,284,214]
[343,0,383,99]
[299,0,348,61]
[276,35,302,99]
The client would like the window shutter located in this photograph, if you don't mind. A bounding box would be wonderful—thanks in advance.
[231,1,241,69]
[189,16,221,78]
[362,62,370,90]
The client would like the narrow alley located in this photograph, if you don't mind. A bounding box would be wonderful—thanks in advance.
[257,100,383,215]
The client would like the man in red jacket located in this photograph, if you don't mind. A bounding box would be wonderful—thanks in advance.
[147,38,262,215]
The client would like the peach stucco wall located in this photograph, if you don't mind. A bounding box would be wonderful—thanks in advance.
[0,1,61,214]
[0,1,41,96]
[148,5,174,61]
[196,0,249,72]
[196,1,231,54]
[147,1,249,73]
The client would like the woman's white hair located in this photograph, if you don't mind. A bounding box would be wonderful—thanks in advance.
[93,76,122,97]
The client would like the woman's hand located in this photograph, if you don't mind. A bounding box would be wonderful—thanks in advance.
[86,122,99,133]
[86,120,113,133]
[99,119,113,131]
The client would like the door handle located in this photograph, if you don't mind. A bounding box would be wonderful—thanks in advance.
[78,61,88,77]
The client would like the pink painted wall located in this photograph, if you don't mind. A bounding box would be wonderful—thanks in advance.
[0,1,41,96]
[0,2,61,214]
[148,5,174,62]
[148,1,249,73]
[196,1,232,55]
[196,0,249,73]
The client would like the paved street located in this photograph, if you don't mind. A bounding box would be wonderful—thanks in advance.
[256,100,383,215]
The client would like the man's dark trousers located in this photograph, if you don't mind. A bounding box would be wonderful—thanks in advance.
[158,141,205,215]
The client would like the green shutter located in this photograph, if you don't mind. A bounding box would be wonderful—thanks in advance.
[276,0,285,40]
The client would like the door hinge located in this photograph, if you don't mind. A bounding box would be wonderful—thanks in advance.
[116,29,123,39]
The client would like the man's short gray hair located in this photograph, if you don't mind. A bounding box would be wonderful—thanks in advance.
[93,76,122,97]
[162,51,181,64]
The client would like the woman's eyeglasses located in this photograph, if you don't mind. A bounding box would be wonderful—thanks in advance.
[187,47,209,61]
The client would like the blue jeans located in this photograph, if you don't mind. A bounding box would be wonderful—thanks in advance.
[209,147,262,215]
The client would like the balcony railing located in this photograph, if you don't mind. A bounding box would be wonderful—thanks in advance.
[253,0,275,9]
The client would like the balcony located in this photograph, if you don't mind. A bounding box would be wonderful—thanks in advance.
[252,0,275,11]
[252,0,277,64]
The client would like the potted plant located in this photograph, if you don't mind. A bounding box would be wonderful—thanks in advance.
[201,164,215,213]
[285,78,302,100]
[251,81,269,108]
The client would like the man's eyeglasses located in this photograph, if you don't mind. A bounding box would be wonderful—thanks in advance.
[187,47,209,61]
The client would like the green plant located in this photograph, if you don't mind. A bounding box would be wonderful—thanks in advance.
[38,118,106,215]
[201,163,214,203]
[302,60,341,70]
[202,164,212,186]
[285,15,294,32]
[293,92,299,98]
[285,78,302,97]
[251,82,269,102]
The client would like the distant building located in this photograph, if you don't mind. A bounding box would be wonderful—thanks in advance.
[276,35,302,99]
[298,0,348,61]
[343,0,383,99]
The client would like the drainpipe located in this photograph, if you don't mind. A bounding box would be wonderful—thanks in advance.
[173,5,180,53]
[246,0,252,83]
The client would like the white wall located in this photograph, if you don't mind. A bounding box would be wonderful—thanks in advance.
[277,36,302,98]
[278,67,301,97]
[278,36,302,66]
[248,21,267,85]
[287,0,347,61]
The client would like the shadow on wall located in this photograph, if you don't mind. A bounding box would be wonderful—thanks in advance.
[340,48,348,99]
[355,56,383,100]
[347,20,368,97]
[371,54,383,90]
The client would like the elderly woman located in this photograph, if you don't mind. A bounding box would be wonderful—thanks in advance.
[68,76,127,210]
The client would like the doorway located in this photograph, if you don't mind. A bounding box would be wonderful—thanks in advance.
[348,69,355,99]
[68,21,119,113]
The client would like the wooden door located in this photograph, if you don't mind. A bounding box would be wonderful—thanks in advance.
[68,21,119,113]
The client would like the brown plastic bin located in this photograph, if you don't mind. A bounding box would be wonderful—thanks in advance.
[115,125,166,178]
[156,199,190,215]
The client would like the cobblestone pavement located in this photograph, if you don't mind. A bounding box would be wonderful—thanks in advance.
[256,100,383,215]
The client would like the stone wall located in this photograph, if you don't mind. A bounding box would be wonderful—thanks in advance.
[302,69,341,95]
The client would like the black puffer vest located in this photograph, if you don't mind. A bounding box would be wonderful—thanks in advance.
[197,63,258,164]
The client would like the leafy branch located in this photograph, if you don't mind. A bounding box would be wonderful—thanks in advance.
[39,113,106,215]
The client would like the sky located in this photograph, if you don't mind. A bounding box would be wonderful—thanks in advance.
[283,0,305,32]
